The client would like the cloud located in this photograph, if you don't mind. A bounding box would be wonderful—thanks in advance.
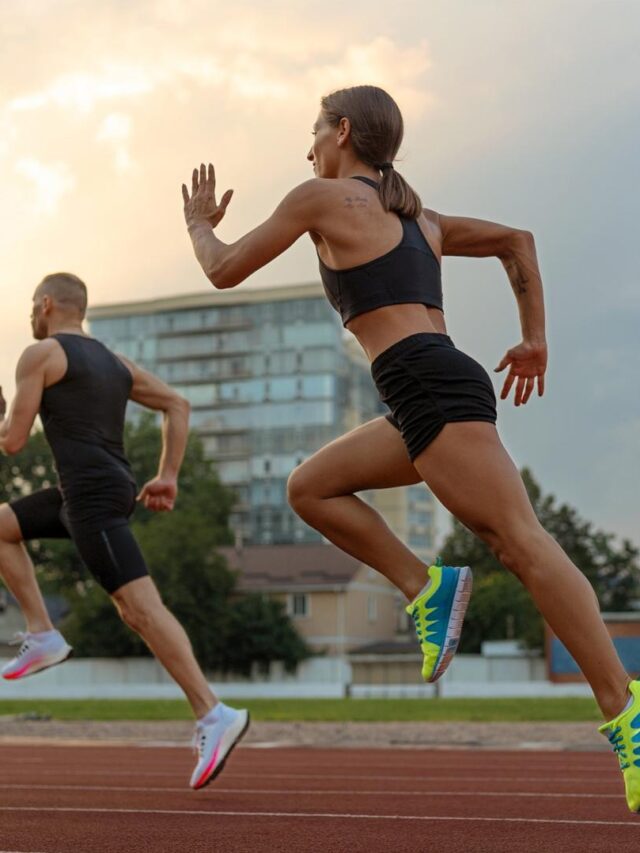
[97,112,135,173]
[8,65,154,114]
[304,38,434,119]
[5,32,433,119]
[14,158,75,215]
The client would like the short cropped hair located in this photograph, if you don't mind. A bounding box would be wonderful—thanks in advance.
[37,272,88,318]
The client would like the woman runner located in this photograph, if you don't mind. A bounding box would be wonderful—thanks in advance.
[182,85,639,812]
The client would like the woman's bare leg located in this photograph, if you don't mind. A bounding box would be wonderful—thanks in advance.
[411,421,629,720]
[287,417,429,600]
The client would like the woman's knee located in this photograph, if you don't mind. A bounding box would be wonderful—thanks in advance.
[286,464,318,513]
[477,522,549,582]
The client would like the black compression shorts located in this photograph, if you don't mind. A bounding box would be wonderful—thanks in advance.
[372,333,497,462]
[9,486,149,594]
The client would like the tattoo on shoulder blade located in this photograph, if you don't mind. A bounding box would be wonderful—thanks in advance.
[344,196,369,209]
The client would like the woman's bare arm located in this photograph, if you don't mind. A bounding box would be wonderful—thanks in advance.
[183,164,324,289]
[430,210,547,406]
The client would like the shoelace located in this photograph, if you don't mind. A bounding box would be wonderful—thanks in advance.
[411,609,423,641]
[607,725,630,770]
[411,607,436,643]
[192,727,208,758]
[8,632,32,657]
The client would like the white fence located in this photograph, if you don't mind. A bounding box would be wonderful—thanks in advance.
[0,655,349,700]
[0,651,594,700]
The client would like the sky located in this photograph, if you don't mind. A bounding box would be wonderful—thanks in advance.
[1,0,639,546]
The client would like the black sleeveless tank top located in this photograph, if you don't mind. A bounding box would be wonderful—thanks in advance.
[317,176,443,326]
[40,334,135,500]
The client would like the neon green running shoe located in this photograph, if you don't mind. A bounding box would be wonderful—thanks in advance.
[406,560,473,683]
[599,680,640,813]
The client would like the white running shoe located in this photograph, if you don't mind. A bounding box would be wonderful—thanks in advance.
[1,630,73,680]
[190,703,250,790]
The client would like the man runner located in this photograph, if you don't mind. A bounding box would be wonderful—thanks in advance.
[0,272,248,789]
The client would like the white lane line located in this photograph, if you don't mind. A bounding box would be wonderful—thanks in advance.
[3,770,622,785]
[0,806,639,827]
[0,783,623,799]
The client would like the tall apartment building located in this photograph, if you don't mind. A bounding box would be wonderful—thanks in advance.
[88,282,436,561]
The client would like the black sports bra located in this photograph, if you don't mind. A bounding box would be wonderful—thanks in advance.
[317,176,443,327]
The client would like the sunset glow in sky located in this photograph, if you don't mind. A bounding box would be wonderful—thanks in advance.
[2,0,639,544]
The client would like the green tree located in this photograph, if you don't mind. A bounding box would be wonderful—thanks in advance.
[440,467,640,652]
[224,594,312,676]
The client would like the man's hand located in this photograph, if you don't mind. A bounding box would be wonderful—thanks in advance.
[137,477,178,512]
[182,163,233,230]
[495,340,547,406]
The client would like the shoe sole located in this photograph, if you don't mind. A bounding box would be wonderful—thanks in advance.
[429,567,473,683]
[2,647,74,681]
[194,711,251,791]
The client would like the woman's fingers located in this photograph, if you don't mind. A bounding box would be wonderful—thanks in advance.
[187,162,220,206]
[522,377,535,405]
[494,352,511,373]
[500,370,516,400]
[537,374,545,396]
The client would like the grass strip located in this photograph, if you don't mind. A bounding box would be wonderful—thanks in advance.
[0,697,601,723]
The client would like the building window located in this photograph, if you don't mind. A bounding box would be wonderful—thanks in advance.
[409,532,433,549]
[289,593,309,618]
[367,594,378,623]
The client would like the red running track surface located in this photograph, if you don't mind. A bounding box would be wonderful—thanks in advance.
[0,743,637,852]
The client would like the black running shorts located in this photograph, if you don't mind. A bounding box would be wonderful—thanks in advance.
[9,486,149,594]
[371,332,497,462]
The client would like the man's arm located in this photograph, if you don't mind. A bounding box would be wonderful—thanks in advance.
[432,210,547,406]
[0,345,49,455]
[118,357,190,511]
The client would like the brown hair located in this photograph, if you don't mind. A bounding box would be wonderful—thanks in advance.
[320,85,422,219]
[37,272,88,317]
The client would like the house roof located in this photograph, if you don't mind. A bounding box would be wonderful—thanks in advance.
[218,543,362,592]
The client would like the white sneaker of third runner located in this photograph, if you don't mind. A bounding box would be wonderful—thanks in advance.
[1,630,73,680]
[190,702,250,790]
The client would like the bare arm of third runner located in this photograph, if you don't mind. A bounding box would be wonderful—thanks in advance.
[0,344,50,455]
[117,357,191,511]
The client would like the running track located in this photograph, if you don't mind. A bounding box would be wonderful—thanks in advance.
[0,744,637,852]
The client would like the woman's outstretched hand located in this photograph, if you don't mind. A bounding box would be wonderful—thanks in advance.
[182,163,233,230]
[495,340,547,406]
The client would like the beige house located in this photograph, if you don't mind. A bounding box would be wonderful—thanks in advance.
[219,542,402,654]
